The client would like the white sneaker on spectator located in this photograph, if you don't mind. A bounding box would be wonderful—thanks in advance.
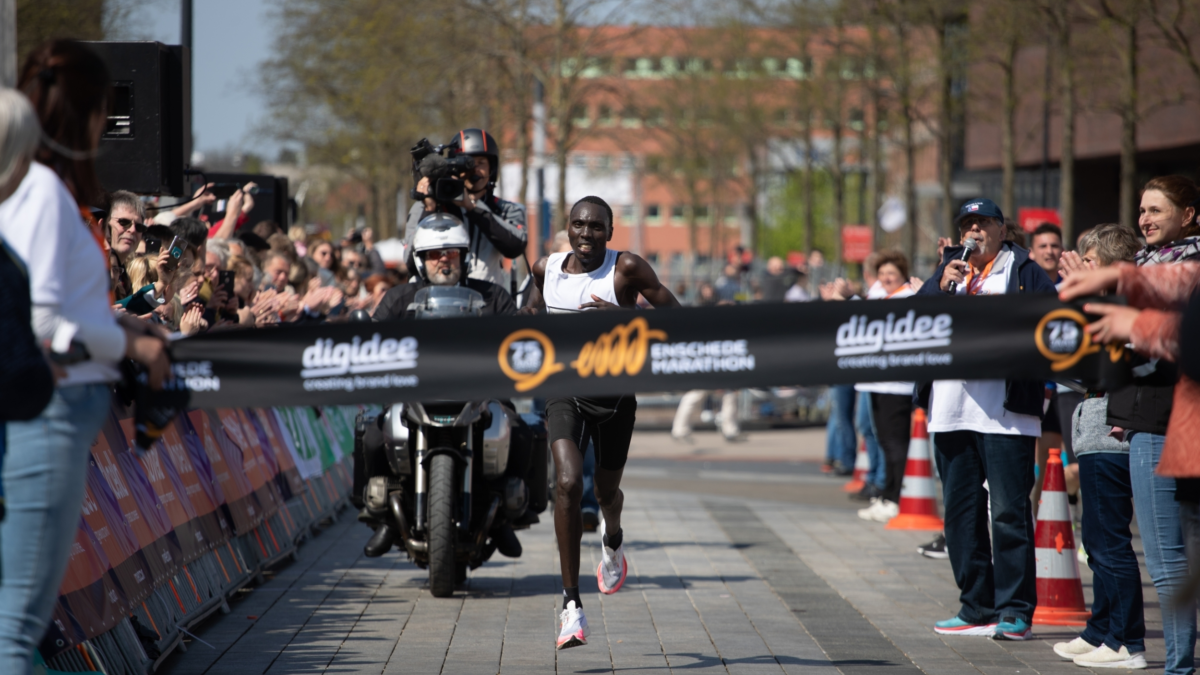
[857,498,899,523]
[1052,636,1098,659]
[1072,644,1146,669]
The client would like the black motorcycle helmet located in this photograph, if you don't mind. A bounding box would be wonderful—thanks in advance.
[448,128,499,188]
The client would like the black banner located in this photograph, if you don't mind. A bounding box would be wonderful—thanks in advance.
[171,294,1126,408]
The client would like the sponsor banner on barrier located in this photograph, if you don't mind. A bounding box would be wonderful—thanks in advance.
[52,405,355,655]
[172,295,1125,408]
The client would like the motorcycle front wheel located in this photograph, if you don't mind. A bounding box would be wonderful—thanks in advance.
[427,453,458,597]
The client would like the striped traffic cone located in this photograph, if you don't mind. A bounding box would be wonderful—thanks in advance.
[886,409,944,531]
[1032,453,1090,626]
[842,440,869,493]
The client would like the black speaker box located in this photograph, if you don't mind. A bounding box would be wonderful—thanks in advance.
[87,41,191,196]
[196,173,292,229]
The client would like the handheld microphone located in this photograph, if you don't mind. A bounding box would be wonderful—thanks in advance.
[946,238,979,295]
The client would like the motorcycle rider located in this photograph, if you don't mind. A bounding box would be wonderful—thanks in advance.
[359,212,531,560]
[404,128,526,289]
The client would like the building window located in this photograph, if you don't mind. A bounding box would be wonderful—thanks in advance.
[695,205,710,220]
[594,154,612,172]
[571,154,589,170]
[597,105,614,126]
[646,204,660,219]
[571,104,590,127]
[620,204,634,222]
[786,57,810,79]
[644,107,665,127]
[671,204,685,219]
[621,107,642,128]
[619,154,635,171]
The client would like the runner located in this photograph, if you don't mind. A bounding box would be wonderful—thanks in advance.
[523,196,680,649]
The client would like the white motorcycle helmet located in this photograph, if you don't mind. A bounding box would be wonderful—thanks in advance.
[411,212,470,282]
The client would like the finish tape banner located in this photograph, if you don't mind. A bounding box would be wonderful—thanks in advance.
[171,294,1124,408]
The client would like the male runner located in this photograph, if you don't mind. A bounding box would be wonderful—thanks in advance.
[524,196,680,649]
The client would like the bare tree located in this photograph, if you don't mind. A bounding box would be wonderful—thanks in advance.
[1147,0,1200,87]
[1036,0,1078,243]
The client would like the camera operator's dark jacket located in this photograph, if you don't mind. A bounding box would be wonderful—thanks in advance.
[403,195,526,288]
[372,277,516,321]
[913,240,1057,418]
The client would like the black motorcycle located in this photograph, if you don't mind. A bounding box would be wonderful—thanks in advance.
[354,287,548,596]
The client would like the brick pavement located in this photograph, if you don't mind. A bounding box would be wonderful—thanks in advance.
[161,486,1162,674]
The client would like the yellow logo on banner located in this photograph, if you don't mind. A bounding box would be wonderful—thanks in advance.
[1035,308,1099,372]
[498,329,564,392]
[571,317,667,378]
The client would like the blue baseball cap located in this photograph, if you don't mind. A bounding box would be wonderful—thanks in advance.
[953,198,1005,228]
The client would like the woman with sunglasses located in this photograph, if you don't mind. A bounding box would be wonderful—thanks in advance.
[103,189,146,299]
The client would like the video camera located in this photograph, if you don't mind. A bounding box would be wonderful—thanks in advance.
[410,138,474,205]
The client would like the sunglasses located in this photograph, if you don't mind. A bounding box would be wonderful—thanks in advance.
[112,217,146,233]
[423,248,460,261]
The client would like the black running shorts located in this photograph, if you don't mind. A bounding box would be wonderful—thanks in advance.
[546,395,637,472]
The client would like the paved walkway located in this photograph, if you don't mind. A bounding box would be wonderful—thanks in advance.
[160,477,1166,674]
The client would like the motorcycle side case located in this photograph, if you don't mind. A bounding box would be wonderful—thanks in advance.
[382,404,412,475]
[521,412,549,514]
[481,401,514,479]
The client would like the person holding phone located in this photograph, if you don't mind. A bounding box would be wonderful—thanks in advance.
[0,43,171,674]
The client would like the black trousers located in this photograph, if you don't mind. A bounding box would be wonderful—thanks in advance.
[871,393,913,503]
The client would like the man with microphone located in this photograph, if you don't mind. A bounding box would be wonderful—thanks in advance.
[915,198,1057,641]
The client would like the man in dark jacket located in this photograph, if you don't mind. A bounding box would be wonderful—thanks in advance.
[919,198,1057,642]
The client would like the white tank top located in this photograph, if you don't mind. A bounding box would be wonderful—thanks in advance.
[543,249,620,314]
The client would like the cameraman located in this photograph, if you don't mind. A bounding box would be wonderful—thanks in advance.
[404,129,526,289]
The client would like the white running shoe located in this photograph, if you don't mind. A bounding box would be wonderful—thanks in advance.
[1072,644,1147,669]
[597,519,627,594]
[557,600,588,650]
[1052,636,1098,659]
[857,498,899,523]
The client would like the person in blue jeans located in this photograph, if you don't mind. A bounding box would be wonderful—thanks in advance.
[918,199,1055,641]
[0,44,172,674]
[824,385,856,475]
[854,390,884,498]
[1051,395,1146,668]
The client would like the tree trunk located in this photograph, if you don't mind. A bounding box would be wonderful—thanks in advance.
[1058,22,1075,245]
[802,108,815,256]
[1118,19,1137,231]
[897,21,918,262]
[868,23,884,242]
[552,0,568,229]
[1000,35,1018,218]
[936,15,955,239]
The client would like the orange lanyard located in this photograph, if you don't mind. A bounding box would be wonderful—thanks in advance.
[885,283,912,298]
[964,257,997,296]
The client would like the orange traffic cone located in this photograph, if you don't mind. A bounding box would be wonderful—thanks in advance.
[842,440,869,493]
[1032,453,1090,626]
[886,409,944,531]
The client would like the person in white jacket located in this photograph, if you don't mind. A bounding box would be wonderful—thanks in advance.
[0,44,168,675]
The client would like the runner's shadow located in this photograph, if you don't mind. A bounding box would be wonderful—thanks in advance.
[577,651,856,671]
[625,574,757,590]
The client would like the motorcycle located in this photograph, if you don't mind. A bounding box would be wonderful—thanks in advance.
[355,286,548,597]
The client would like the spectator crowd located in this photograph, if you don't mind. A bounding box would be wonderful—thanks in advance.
[1,36,1200,675]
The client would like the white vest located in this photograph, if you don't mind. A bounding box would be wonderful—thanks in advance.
[543,249,620,314]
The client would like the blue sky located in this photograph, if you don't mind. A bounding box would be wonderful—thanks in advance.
[136,0,280,158]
